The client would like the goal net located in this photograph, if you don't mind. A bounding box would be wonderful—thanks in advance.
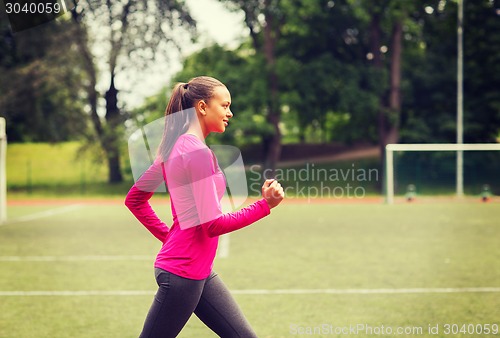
[385,144,500,204]
[0,117,6,223]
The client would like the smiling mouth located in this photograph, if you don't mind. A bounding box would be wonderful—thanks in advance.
[223,120,228,126]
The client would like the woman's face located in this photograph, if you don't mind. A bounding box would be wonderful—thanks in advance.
[203,86,233,134]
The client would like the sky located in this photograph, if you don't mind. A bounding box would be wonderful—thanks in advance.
[186,0,246,50]
[120,0,247,109]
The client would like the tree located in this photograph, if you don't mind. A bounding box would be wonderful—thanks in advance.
[70,0,196,183]
[0,12,88,142]
[401,0,500,143]
[460,0,500,142]
[280,0,379,145]
[219,0,283,175]
[357,0,422,155]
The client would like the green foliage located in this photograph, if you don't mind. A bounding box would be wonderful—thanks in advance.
[394,151,500,195]
[401,0,500,143]
[0,16,88,142]
[283,54,381,143]
[462,0,500,142]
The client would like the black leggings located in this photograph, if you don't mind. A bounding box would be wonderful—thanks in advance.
[139,268,258,338]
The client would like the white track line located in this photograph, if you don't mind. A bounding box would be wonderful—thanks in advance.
[230,287,500,295]
[0,255,152,262]
[217,234,230,258]
[0,290,154,296]
[0,287,499,297]
[5,204,83,224]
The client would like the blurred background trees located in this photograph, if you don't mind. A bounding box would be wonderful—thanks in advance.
[69,0,196,183]
[0,14,87,142]
[1,0,196,183]
[1,0,499,183]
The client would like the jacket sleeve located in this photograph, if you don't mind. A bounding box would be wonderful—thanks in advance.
[125,160,169,242]
[202,198,270,237]
[182,147,270,238]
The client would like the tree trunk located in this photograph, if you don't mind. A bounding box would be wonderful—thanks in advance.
[386,20,403,145]
[71,7,123,183]
[369,11,387,161]
[262,0,281,177]
[71,9,103,139]
[104,75,123,183]
[369,11,387,192]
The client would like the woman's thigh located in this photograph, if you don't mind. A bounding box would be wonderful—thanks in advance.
[194,272,258,338]
[139,268,205,338]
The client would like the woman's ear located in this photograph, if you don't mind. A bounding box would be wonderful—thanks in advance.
[196,100,207,116]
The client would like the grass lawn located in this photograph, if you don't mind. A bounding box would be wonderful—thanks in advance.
[6,142,107,186]
[0,200,499,337]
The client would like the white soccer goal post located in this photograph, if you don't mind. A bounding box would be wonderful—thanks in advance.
[0,117,6,223]
[385,143,500,204]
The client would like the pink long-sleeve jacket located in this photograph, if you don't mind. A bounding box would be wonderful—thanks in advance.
[125,134,270,280]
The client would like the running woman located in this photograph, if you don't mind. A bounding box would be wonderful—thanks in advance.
[125,76,284,337]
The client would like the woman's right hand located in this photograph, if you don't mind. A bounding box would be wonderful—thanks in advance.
[262,179,284,209]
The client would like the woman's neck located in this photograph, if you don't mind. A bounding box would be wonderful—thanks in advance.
[185,122,207,141]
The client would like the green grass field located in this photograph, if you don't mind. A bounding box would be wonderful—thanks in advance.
[0,198,499,338]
